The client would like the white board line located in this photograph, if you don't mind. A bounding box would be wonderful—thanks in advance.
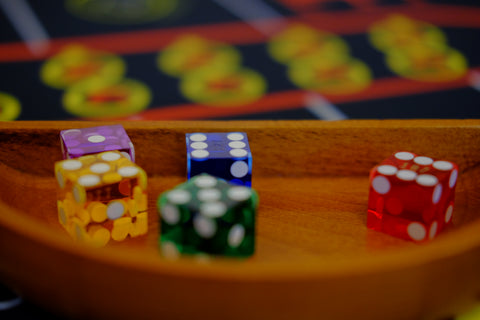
[0,0,50,55]
[469,70,480,92]
[304,92,349,120]
[0,297,22,311]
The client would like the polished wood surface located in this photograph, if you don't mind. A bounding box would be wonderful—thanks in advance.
[0,120,479,320]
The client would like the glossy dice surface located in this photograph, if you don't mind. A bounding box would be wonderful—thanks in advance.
[367,151,458,242]
[60,124,135,161]
[158,174,258,257]
[186,132,252,186]
[55,151,147,246]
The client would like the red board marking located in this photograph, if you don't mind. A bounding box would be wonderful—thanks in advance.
[0,4,479,63]
[301,4,480,34]
[110,73,470,120]
[87,93,127,103]
[0,21,266,63]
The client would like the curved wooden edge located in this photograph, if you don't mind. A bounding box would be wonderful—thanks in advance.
[1,119,479,129]
[2,119,480,179]
[2,191,480,281]
[1,120,480,282]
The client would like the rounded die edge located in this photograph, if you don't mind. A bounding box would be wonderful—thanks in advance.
[229,185,259,210]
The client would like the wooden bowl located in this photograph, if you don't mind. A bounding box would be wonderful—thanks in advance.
[0,120,479,320]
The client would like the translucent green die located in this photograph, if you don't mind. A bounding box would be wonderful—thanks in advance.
[157,174,258,257]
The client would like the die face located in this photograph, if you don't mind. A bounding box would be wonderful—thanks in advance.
[55,151,148,246]
[158,174,257,257]
[186,132,252,186]
[367,209,439,242]
[55,151,146,195]
[367,151,458,242]
[60,124,135,161]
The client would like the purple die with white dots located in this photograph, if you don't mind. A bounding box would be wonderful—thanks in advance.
[186,132,252,187]
[60,124,135,161]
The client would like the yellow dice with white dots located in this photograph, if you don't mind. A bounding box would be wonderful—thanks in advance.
[55,151,148,246]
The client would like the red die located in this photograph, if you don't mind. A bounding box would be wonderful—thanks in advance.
[367,151,458,242]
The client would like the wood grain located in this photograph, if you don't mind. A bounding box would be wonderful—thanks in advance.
[0,120,479,320]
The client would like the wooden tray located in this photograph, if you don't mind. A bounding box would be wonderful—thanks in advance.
[1,120,479,320]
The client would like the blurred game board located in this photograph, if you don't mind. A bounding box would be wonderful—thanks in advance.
[0,0,479,121]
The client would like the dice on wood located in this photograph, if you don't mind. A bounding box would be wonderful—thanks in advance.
[60,124,135,161]
[55,151,148,246]
[367,151,458,242]
[186,132,252,186]
[158,174,258,257]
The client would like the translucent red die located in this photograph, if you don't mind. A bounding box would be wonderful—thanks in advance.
[367,151,458,242]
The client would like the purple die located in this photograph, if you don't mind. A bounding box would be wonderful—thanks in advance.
[60,125,135,161]
[186,132,252,186]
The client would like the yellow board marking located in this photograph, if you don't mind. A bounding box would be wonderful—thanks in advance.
[0,92,21,121]
[180,67,267,106]
[268,23,350,64]
[65,0,180,25]
[386,47,468,82]
[158,34,242,77]
[288,57,372,95]
[63,78,151,118]
[368,14,447,52]
[40,45,126,89]
[457,304,480,320]
[368,14,468,82]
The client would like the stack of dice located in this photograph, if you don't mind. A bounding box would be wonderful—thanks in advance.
[367,151,458,242]
[54,125,148,247]
[157,132,258,258]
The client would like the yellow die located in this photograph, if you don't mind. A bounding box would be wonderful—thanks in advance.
[54,151,148,246]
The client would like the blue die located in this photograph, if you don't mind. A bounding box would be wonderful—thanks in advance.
[186,132,252,186]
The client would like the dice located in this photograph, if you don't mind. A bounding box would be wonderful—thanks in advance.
[186,132,252,186]
[157,174,258,257]
[55,151,148,246]
[60,124,135,161]
[367,151,458,242]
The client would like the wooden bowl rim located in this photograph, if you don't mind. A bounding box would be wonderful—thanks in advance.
[1,119,480,282]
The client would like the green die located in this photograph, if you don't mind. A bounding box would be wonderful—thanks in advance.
[157,174,258,257]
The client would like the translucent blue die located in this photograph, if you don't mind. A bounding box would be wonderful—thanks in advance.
[186,132,252,187]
